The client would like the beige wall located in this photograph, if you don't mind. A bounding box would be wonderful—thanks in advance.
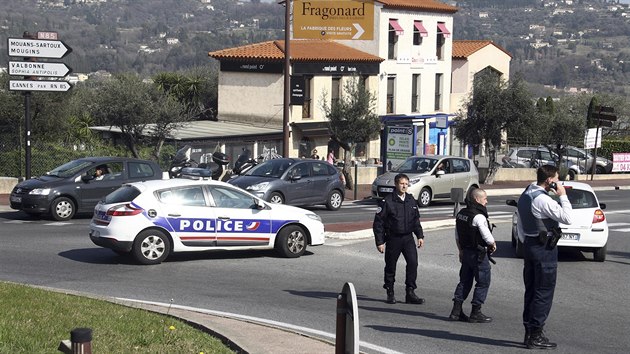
[217,71,284,127]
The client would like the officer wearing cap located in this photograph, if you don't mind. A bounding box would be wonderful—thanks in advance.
[517,165,572,349]
[373,173,425,305]
[449,187,496,323]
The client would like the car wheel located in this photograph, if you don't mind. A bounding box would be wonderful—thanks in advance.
[132,229,171,265]
[50,197,76,221]
[326,190,343,211]
[568,170,576,180]
[268,192,285,204]
[417,187,431,207]
[275,225,307,258]
[515,238,524,259]
[593,244,607,262]
[595,166,606,175]
[511,229,516,248]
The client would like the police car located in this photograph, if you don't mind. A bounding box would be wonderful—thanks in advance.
[89,171,325,265]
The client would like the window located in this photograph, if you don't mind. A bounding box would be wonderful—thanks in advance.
[434,73,443,111]
[288,163,311,179]
[388,19,402,59]
[413,21,428,46]
[158,186,206,207]
[331,77,341,106]
[209,186,254,209]
[302,76,312,118]
[436,22,450,60]
[451,159,470,173]
[411,74,421,112]
[129,162,155,178]
[386,77,395,114]
[312,162,333,176]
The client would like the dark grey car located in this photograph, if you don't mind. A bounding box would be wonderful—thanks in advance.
[9,157,162,221]
[227,158,345,211]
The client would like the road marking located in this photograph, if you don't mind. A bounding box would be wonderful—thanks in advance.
[3,220,31,224]
[43,222,73,226]
[611,228,630,232]
[606,222,629,227]
[116,298,404,354]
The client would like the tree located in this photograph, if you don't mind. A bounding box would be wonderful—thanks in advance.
[453,71,537,183]
[322,76,380,189]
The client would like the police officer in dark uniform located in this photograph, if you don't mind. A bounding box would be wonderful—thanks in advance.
[373,173,425,305]
[517,165,572,349]
[449,188,496,323]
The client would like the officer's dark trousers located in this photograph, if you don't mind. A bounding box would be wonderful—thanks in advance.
[453,248,491,305]
[523,236,558,329]
[384,234,418,289]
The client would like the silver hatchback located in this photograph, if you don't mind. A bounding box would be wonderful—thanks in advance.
[371,155,480,207]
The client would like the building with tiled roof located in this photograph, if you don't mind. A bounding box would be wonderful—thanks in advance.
[450,40,512,113]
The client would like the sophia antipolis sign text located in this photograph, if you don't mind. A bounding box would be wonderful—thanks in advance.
[293,0,374,40]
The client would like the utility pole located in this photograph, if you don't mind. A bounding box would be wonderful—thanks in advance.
[282,0,291,157]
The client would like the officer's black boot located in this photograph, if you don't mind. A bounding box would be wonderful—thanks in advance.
[468,304,492,323]
[448,300,469,322]
[405,287,425,304]
[524,326,531,345]
[526,327,557,350]
[385,287,396,304]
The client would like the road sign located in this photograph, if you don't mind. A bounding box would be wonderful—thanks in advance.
[591,112,617,121]
[598,120,614,127]
[584,128,602,149]
[594,105,614,113]
[9,80,71,92]
[293,0,374,40]
[7,38,72,58]
[8,61,71,77]
[37,31,58,40]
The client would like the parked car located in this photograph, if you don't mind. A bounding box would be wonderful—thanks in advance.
[89,176,324,264]
[10,157,162,221]
[506,181,608,262]
[501,147,584,179]
[371,155,480,207]
[564,145,613,174]
[227,158,345,211]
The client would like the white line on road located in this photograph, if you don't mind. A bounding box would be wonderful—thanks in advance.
[611,228,630,232]
[43,222,73,226]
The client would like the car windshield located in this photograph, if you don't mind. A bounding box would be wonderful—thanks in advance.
[550,188,599,209]
[46,160,93,178]
[246,159,293,178]
[393,157,438,173]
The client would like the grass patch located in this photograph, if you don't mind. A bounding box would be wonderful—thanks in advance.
[0,282,234,353]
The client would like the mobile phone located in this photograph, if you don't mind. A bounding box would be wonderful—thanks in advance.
[549,182,557,191]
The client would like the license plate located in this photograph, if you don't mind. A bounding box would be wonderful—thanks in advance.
[10,195,21,203]
[379,187,394,193]
[561,233,579,241]
[93,209,111,223]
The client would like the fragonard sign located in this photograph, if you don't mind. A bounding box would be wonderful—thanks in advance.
[293,0,374,40]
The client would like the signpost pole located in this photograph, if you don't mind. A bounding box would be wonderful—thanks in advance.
[282,0,291,158]
[590,122,599,181]
[22,31,36,180]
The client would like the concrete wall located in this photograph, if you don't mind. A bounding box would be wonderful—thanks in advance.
[0,177,18,194]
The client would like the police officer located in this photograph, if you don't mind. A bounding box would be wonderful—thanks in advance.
[373,173,425,305]
[449,188,496,323]
[517,165,572,349]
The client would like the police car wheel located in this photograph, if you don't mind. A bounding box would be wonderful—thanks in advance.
[132,230,171,265]
[275,225,307,258]
[417,188,431,208]
[269,192,285,204]
[50,197,76,221]
[326,190,343,211]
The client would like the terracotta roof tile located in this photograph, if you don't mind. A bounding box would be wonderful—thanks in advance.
[377,0,458,13]
[452,40,512,59]
[209,40,384,63]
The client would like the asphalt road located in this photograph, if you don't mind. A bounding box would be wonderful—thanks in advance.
[0,191,629,353]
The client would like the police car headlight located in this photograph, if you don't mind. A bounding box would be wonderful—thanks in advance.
[30,188,51,195]
[306,213,321,222]
[247,182,270,191]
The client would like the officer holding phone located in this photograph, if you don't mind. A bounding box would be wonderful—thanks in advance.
[516,165,573,349]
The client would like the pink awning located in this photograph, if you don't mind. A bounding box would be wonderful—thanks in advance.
[414,21,428,37]
[437,23,451,38]
[389,19,404,36]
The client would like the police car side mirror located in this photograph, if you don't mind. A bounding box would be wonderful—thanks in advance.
[253,198,268,210]
[506,199,517,207]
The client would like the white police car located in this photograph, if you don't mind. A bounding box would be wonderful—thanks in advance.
[89,173,325,265]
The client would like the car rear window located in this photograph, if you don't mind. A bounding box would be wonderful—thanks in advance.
[551,188,599,209]
[104,185,142,204]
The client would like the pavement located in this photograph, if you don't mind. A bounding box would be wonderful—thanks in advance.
[3,177,630,353]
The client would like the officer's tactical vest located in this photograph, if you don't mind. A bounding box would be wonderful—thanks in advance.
[517,185,559,237]
[455,208,487,249]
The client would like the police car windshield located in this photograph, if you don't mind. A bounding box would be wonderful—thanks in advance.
[245,159,293,178]
[394,158,438,173]
[46,160,93,178]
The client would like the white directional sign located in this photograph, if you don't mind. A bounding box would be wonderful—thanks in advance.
[9,80,72,92]
[7,38,72,58]
[9,61,71,77]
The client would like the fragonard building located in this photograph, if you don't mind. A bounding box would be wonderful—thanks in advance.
[208,0,511,167]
